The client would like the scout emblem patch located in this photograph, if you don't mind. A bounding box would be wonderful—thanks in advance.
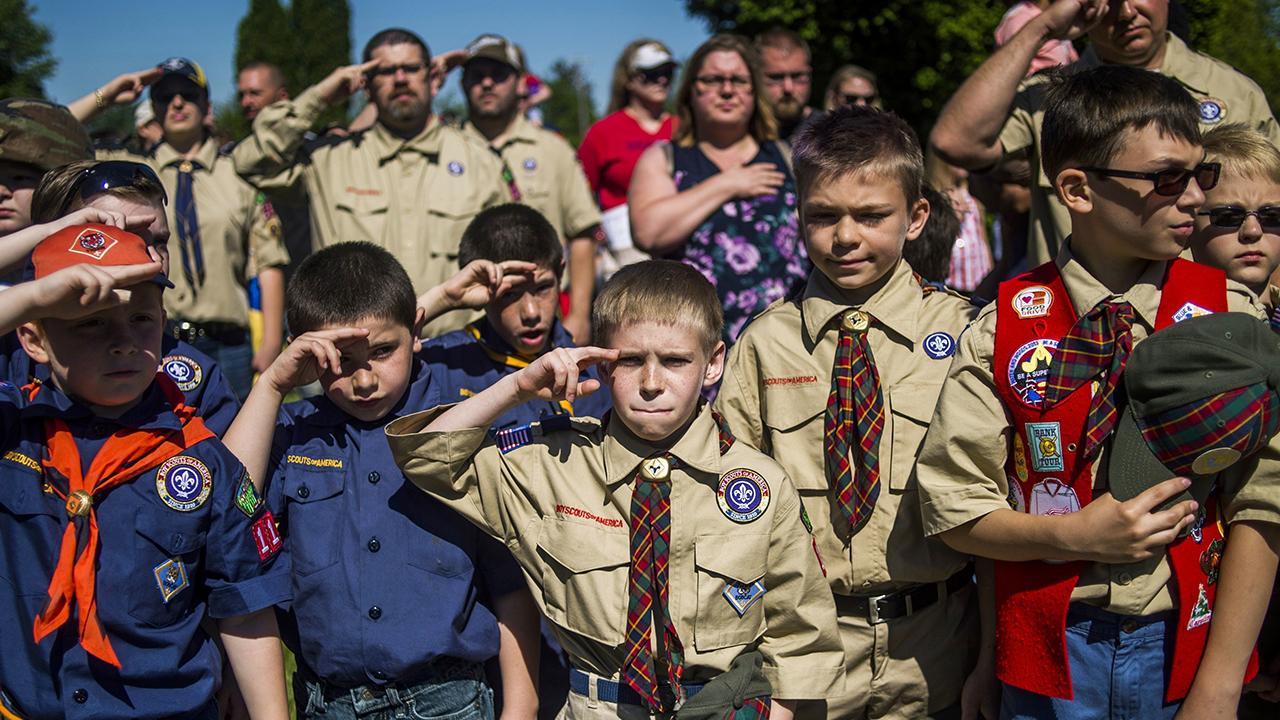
[235,472,262,517]
[922,331,956,360]
[1198,98,1226,124]
[641,456,671,481]
[1187,583,1213,629]
[162,355,203,393]
[153,558,189,603]
[1028,478,1080,517]
[68,227,118,260]
[717,468,770,523]
[1025,422,1065,472]
[722,580,766,617]
[155,456,212,512]
[1007,339,1058,406]
[1172,302,1212,323]
[251,510,283,561]
[1012,285,1053,319]
[522,158,537,171]
[447,161,465,176]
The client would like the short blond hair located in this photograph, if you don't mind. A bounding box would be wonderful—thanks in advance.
[1203,123,1280,185]
[591,260,723,353]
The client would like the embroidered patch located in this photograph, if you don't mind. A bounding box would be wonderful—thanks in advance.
[155,456,212,512]
[763,375,818,387]
[1190,447,1241,475]
[496,424,533,453]
[1007,477,1026,512]
[1026,422,1065,472]
[286,454,343,469]
[1013,435,1029,482]
[1028,478,1080,517]
[922,331,956,360]
[1198,98,1226,124]
[799,505,814,533]
[722,580,767,617]
[717,468,770,523]
[1200,538,1224,585]
[522,157,537,171]
[1172,302,1213,323]
[235,473,262,517]
[1190,505,1208,543]
[1012,286,1053,319]
[3,450,41,474]
[67,227,119,260]
[251,510,283,561]
[161,355,203,392]
[1187,583,1213,629]
[153,557,189,603]
[1006,339,1058,406]
[447,161,465,176]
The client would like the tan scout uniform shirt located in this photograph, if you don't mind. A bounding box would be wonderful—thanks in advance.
[99,139,288,327]
[231,86,507,337]
[461,116,602,244]
[916,241,1280,617]
[1000,34,1280,268]
[386,403,845,708]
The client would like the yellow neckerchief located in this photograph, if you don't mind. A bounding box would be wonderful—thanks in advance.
[466,323,573,413]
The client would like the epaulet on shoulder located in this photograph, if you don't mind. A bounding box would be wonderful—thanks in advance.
[494,415,600,453]
[920,279,975,303]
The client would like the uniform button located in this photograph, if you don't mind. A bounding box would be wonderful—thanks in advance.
[368,605,382,620]
[298,485,310,499]
[368,537,381,553]
[73,688,88,703]
[1120,619,1139,634]
[368,471,380,484]
[1117,572,1132,586]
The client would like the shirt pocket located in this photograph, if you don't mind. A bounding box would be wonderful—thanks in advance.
[282,469,346,576]
[129,508,206,627]
[693,532,769,652]
[537,518,629,646]
[762,383,828,491]
[333,193,389,246]
[0,477,60,597]
[886,383,943,491]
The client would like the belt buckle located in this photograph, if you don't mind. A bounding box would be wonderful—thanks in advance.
[867,592,890,625]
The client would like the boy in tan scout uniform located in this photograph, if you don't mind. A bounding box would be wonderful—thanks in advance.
[916,66,1280,717]
[715,105,981,719]
[388,260,843,719]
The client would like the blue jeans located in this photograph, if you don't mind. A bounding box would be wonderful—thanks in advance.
[1001,603,1180,719]
[187,333,253,400]
[301,671,493,720]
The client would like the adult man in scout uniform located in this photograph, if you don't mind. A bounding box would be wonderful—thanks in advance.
[455,34,603,343]
[931,0,1280,267]
[232,28,508,337]
[0,98,92,248]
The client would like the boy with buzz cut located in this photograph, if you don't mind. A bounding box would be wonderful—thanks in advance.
[387,260,844,720]
[715,105,982,720]
[223,241,541,720]
[420,203,611,431]
[0,224,290,719]
[916,65,1280,718]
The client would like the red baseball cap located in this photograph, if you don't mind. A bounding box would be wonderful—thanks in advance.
[31,224,172,288]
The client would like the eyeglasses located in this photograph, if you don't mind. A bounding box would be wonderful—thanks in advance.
[637,66,675,85]
[1197,204,1280,229]
[73,161,167,207]
[694,74,752,91]
[1080,162,1220,196]
[764,71,811,86]
[369,63,426,78]
[153,88,204,107]
[842,93,878,106]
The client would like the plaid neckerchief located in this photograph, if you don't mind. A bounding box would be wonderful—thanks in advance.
[824,309,884,536]
[1042,300,1136,458]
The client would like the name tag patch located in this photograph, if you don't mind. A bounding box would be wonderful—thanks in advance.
[153,557,189,603]
[722,580,766,617]
[717,468,770,523]
[1025,422,1065,472]
[156,456,212,512]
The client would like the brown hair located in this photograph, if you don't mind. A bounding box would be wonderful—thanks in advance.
[824,64,881,111]
[608,38,674,114]
[30,160,166,224]
[672,34,778,147]
[754,27,810,63]
[791,104,925,203]
[1202,123,1280,185]
[592,260,723,354]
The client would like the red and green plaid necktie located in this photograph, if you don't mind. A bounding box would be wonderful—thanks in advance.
[1042,300,1136,458]
[824,309,884,536]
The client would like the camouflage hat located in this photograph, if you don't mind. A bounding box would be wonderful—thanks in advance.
[0,98,93,172]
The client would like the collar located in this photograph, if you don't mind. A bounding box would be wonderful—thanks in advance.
[301,357,434,428]
[603,403,724,486]
[154,137,219,171]
[370,117,445,165]
[462,115,538,153]
[470,317,572,368]
[800,260,924,347]
[24,380,183,432]
[1054,238,1167,328]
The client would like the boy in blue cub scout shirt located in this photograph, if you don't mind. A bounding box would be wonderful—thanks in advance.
[0,223,290,720]
[419,203,611,431]
[224,242,540,720]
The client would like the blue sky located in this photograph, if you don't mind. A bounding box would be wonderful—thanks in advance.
[33,0,712,115]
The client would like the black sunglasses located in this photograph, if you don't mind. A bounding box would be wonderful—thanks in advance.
[1198,204,1280,229]
[1080,162,1220,196]
[73,161,168,207]
[637,66,675,84]
[842,93,878,106]
[153,88,205,107]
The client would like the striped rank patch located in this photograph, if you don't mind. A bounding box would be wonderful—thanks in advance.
[496,424,533,453]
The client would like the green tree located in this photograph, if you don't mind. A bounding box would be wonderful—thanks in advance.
[1180,0,1280,117]
[541,59,598,147]
[0,0,56,98]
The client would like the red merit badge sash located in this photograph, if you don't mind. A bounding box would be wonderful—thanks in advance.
[993,258,1250,701]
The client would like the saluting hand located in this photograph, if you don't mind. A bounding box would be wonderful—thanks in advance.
[98,66,164,106]
[260,328,370,394]
[1037,0,1112,41]
[26,261,165,321]
[441,260,537,310]
[316,59,381,106]
[514,346,619,404]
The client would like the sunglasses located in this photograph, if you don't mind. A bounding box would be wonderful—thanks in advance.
[637,66,675,84]
[1080,162,1221,196]
[842,93,878,106]
[1198,205,1280,229]
[463,62,515,84]
[153,88,205,107]
[73,161,168,207]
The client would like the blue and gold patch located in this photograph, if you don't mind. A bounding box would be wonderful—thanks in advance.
[162,355,203,393]
[722,580,766,617]
[154,557,189,603]
[156,456,212,512]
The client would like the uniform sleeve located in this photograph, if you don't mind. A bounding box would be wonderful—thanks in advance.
[558,143,603,239]
[189,362,241,437]
[231,84,329,191]
[244,197,290,279]
[1223,436,1280,528]
[915,310,1015,536]
[998,83,1039,158]
[713,336,766,451]
[758,478,844,699]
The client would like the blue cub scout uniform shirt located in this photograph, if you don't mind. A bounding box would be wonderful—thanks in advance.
[0,381,290,720]
[267,358,525,688]
[0,331,241,436]
[420,318,612,430]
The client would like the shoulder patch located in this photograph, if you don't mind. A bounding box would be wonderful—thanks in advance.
[162,355,203,393]
[156,456,213,512]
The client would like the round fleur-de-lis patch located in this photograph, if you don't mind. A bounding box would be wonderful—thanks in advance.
[156,456,212,512]
[717,468,771,523]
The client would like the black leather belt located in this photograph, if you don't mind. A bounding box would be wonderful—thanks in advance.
[168,320,248,346]
[834,566,973,625]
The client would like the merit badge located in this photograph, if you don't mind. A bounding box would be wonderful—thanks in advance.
[1025,422,1065,472]
[155,456,212,512]
[1191,447,1241,475]
[251,510,283,562]
[153,557,189,603]
[1007,339,1058,406]
[235,472,262,517]
[1200,538,1224,585]
[722,580,766,617]
[1198,97,1226,124]
[68,227,118,260]
[447,161,465,176]
[1172,302,1212,323]
[1187,583,1213,630]
[922,332,956,360]
[717,468,770,523]
[1029,478,1080,517]
[1012,286,1053,319]
[1007,476,1026,513]
[522,158,537,171]
[641,455,671,481]
[1013,435,1030,482]
[161,355,203,393]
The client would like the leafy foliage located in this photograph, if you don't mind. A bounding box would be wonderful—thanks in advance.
[0,0,56,99]
[1179,0,1280,117]
[541,59,599,147]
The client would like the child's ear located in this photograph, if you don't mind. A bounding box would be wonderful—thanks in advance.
[904,195,931,243]
[412,306,427,352]
[703,340,726,389]
[16,322,50,366]
[1056,168,1092,214]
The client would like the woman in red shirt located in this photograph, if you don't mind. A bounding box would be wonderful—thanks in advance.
[577,39,677,272]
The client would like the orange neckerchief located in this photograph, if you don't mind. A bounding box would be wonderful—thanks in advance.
[32,375,214,667]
